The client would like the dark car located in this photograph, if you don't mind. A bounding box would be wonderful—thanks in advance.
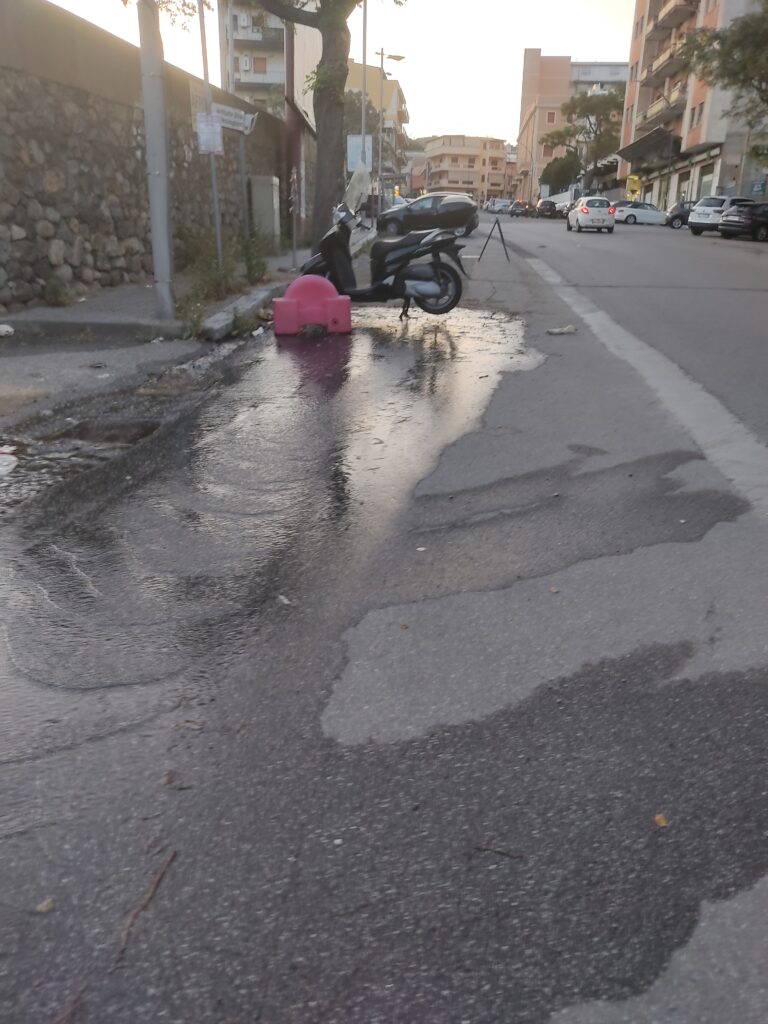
[377,192,479,237]
[536,199,557,218]
[665,200,695,229]
[510,201,534,218]
[717,202,768,241]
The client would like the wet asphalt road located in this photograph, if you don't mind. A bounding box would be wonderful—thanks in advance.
[2,222,768,1023]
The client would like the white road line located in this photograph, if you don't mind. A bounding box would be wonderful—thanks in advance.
[526,257,768,516]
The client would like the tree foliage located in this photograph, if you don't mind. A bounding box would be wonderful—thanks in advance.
[539,151,582,193]
[682,0,768,147]
[539,89,625,189]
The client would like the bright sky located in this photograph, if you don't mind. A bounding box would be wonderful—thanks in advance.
[47,0,635,143]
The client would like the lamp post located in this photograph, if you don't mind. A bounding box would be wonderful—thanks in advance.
[376,50,404,213]
[361,0,367,170]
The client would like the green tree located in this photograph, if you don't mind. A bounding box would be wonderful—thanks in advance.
[539,89,625,191]
[342,90,396,170]
[539,151,582,193]
[683,1,768,153]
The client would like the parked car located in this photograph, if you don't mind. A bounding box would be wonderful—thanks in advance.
[688,195,754,235]
[510,200,534,218]
[665,200,695,229]
[717,202,768,241]
[488,198,512,215]
[614,200,666,225]
[377,192,479,237]
[566,197,615,233]
[536,199,558,218]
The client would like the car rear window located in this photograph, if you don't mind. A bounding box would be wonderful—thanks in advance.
[697,198,725,208]
[440,197,471,209]
[586,199,610,208]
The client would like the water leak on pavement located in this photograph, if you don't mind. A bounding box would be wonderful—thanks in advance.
[0,307,540,765]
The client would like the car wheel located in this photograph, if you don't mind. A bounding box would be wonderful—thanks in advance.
[576,221,582,233]
[386,221,400,237]
[690,228,703,236]
[754,225,768,242]
[607,227,614,234]
[625,214,637,225]
[670,216,683,229]
[566,219,572,231]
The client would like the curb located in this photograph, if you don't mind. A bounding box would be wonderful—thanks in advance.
[201,282,286,342]
[200,227,376,343]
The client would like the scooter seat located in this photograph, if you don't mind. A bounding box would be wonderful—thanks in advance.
[371,231,432,260]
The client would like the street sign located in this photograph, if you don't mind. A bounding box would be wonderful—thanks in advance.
[196,113,224,155]
[750,179,767,196]
[211,103,258,135]
[347,134,374,173]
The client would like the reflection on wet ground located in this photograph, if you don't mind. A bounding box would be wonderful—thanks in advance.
[0,308,537,766]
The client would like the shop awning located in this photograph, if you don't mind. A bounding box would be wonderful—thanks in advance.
[617,127,680,166]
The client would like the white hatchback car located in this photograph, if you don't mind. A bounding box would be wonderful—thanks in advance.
[688,195,754,235]
[614,201,666,225]
[566,197,615,233]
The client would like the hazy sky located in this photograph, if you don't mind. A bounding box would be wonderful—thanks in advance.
[48,0,635,142]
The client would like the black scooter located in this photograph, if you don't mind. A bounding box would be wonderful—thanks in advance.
[301,204,467,319]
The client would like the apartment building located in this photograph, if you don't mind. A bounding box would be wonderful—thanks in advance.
[218,2,321,125]
[424,136,506,202]
[618,0,761,207]
[516,50,628,201]
[346,61,410,172]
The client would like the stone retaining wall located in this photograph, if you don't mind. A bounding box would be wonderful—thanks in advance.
[0,0,287,314]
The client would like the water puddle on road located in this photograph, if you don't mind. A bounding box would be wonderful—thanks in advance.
[0,307,542,765]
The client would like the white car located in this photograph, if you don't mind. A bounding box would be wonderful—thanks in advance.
[614,201,666,225]
[488,198,512,214]
[566,197,615,233]
[688,195,754,235]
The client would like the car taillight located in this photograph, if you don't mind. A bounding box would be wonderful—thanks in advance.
[581,207,589,214]
[608,207,615,215]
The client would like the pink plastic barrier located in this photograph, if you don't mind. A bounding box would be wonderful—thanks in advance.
[273,276,352,335]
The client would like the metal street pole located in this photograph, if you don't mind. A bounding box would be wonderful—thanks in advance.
[377,51,404,214]
[361,0,367,169]
[137,0,174,320]
[197,0,224,268]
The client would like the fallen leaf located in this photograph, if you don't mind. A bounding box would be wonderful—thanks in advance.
[654,813,669,828]
[400,624,410,630]
[163,770,176,787]
[35,898,55,914]
[546,325,577,336]
[549,586,560,594]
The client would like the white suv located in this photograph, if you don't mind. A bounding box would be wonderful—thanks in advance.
[688,195,754,235]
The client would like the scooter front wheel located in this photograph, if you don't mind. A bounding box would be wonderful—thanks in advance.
[414,264,462,315]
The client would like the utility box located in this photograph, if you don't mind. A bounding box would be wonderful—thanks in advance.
[249,175,280,247]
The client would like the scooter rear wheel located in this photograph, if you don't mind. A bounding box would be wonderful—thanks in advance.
[414,263,462,315]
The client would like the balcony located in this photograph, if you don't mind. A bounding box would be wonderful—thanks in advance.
[234,70,285,89]
[656,0,698,31]
[641,37,687,86]
[636,81,688,129]
[234,27,284,47]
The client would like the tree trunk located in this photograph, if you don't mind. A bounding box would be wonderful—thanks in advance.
[312,17,351,247]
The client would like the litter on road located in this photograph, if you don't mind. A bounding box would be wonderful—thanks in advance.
[546,325,578,336]
[0,324,15,337]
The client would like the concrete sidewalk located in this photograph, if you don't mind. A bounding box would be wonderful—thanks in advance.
[1,225,375,342]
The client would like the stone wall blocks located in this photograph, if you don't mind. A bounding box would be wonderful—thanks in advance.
[48,238,66,266]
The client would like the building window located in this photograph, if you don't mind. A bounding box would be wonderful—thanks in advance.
[254,57,267,73]
[696,102,704,126]
[543,145,554,158]
[547,111,556,125]
[252,15,260,29]
[234,56,240,72]
[232,14,238,32]
[451,157,458,164]
[241,56,250,71]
